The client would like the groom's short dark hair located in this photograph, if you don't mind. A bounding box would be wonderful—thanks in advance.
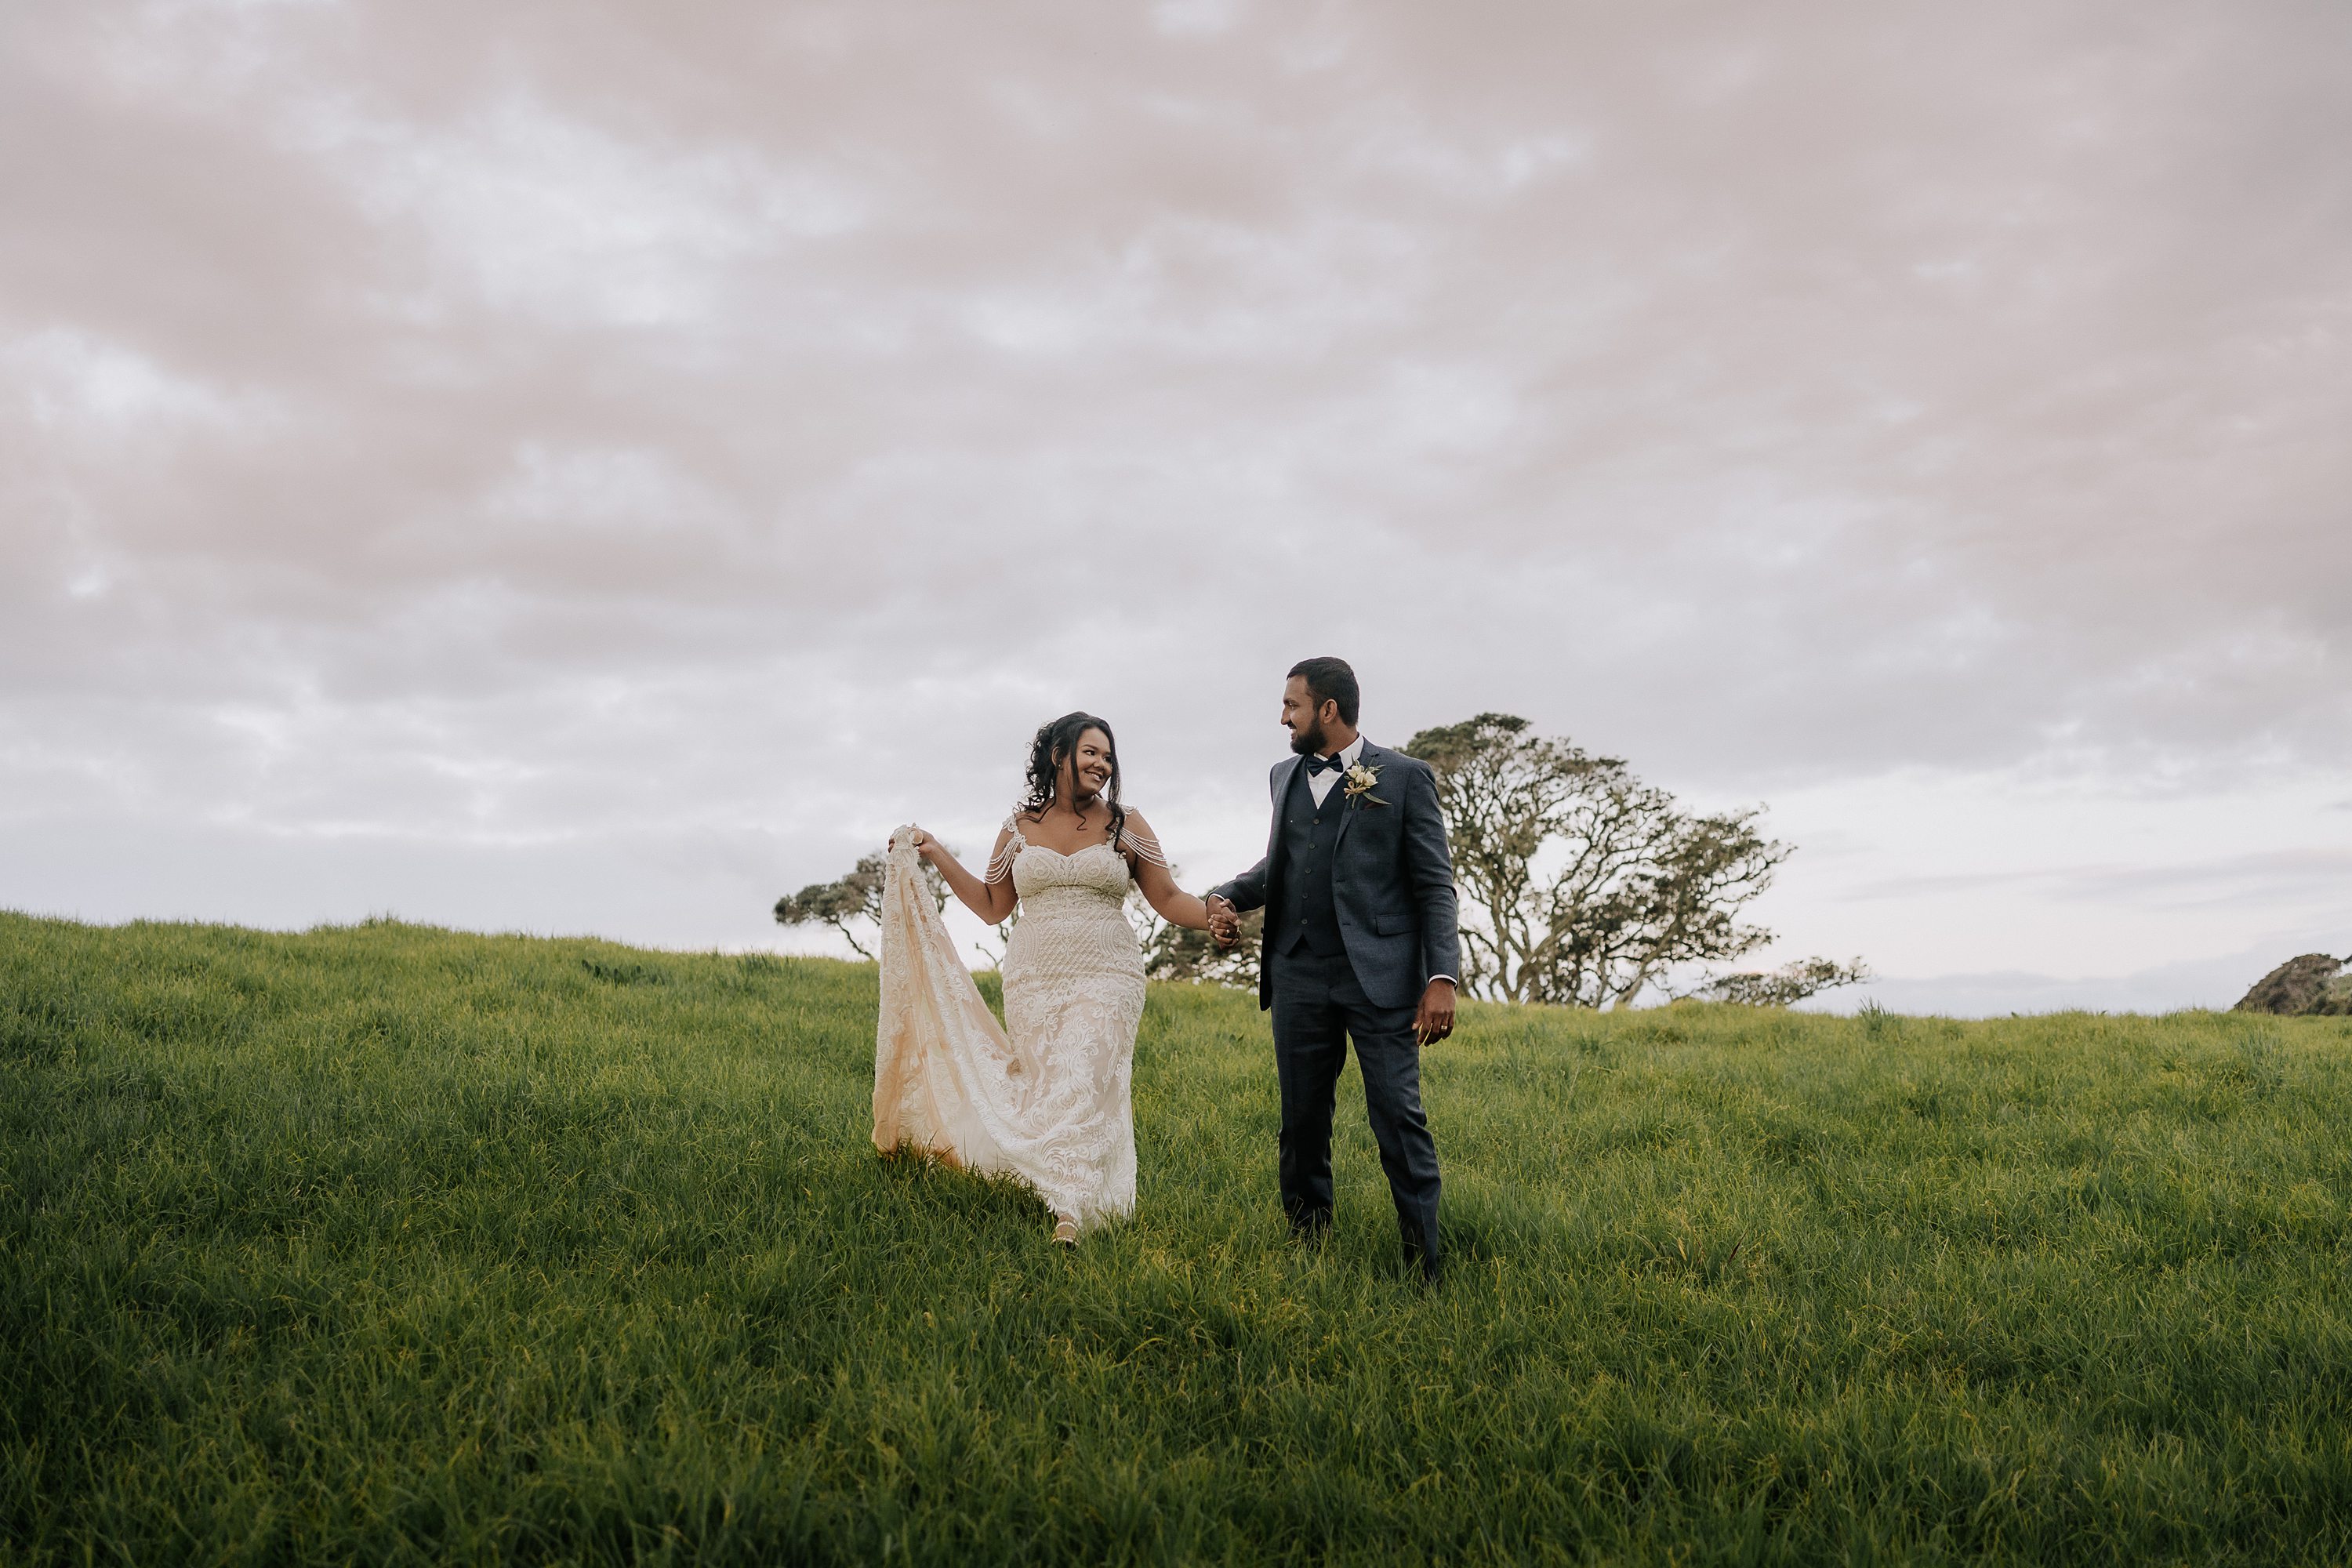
[1288,656,1359,727]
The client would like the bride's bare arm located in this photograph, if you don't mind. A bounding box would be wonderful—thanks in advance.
[1121,812,1212,931]
[907,826,1020,924]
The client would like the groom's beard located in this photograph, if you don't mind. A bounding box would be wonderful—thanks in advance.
[1290,719,1330,757]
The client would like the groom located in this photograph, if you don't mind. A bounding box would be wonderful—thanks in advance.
[1207,657,1461,1282]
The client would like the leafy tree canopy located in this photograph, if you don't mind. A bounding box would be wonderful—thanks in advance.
[1405,713,1857,1009]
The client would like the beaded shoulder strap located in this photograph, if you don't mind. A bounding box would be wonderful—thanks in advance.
[983,814,1025,884]
[1118,816,1169,869]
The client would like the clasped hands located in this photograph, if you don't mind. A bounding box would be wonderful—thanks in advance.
[1204,893,1243,949]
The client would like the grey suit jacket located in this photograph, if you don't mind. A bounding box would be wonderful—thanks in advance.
[1211,741,1464,1011]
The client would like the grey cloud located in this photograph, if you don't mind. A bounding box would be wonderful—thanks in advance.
[3,0,2348,980]
[1844,849,2352,913]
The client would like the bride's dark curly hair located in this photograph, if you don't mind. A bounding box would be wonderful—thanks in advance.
[1018,711,1127,848]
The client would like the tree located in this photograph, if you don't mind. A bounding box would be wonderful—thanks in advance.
[1689,956,1871,1007]
[774,851,947,960]
[2232,953,2352,1016]
[1403,713,1812,1009]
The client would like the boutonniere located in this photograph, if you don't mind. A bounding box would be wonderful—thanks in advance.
[1341,761,1388,806]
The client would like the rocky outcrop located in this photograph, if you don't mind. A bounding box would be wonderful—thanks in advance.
[2233,953,2352,1016]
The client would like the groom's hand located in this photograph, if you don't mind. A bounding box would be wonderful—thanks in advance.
[1414,979,1456,1046]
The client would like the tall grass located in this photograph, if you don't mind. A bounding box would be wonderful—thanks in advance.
[4,909,2350,1563]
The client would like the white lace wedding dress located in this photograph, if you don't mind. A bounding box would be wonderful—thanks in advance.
[873,817,1156,1230]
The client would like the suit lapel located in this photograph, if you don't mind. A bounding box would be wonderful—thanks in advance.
[1268,754,1304,863]
[1332,740,1378,850]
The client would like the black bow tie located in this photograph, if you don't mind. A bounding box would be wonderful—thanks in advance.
[1306,753,1348,775]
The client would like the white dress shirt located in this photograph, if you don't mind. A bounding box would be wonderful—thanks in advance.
[1304,734,1364,807]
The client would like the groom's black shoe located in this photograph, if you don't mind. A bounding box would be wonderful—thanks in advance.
[1400,1219,1443,1287]
[1287,1207,1332,1253]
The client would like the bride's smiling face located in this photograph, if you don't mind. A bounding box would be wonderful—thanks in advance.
[1061,728,1114,807]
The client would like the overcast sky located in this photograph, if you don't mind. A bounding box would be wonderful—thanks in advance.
[5,0,2348,1012]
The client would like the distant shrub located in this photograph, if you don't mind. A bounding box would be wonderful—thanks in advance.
[1694,956,1872,1008]
[581,957,667,986]
[2233,953,2352,1017]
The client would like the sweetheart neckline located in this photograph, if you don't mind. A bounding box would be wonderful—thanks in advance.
[1014,838,1123,861]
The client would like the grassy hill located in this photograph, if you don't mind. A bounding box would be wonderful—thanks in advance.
[4,910,2350,1564]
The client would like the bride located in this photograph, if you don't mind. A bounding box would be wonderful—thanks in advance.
[884,712,1219,1244]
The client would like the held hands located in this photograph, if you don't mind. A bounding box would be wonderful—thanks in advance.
[1414,978,1456,1047]
[1205,894,1242,949]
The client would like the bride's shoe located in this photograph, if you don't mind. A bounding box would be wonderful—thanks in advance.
[1052,1214,1079,1247]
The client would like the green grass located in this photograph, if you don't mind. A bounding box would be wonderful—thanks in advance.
[5,911,2351,1565]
